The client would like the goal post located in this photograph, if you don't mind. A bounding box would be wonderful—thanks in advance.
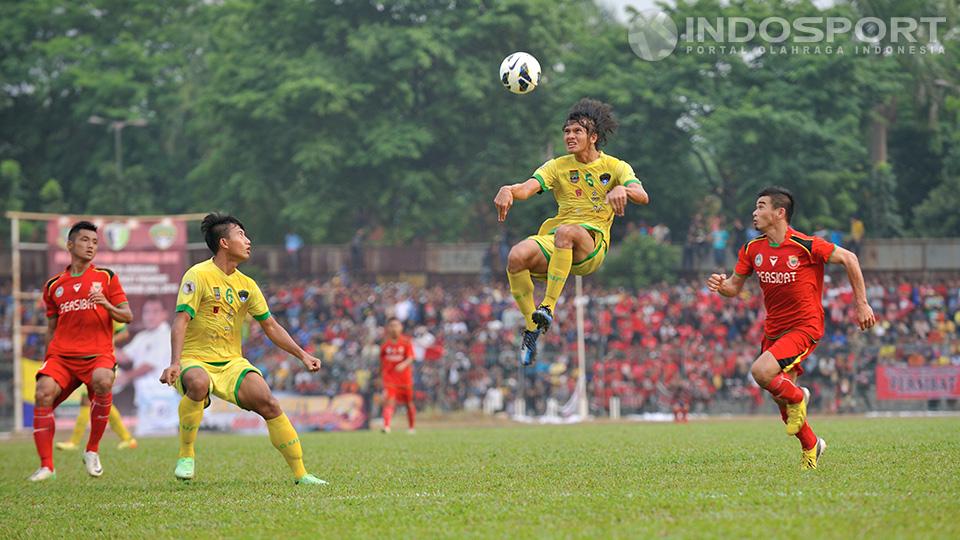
[575,275,588,419]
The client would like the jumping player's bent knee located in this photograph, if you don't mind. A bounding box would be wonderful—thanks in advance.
[507,242,537,273]
[554,225,578,248]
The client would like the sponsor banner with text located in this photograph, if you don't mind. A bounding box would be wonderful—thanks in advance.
[876,365,960,400]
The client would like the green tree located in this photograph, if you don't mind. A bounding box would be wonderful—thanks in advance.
[39,178,67,213]
[599,233,681,289]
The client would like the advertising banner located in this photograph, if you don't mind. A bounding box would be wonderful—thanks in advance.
[876,365,960,400]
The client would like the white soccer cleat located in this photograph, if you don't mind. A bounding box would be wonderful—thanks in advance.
[83,451,103,477]
[407,428,416,435]
[27,467,56,482]
[381,426,391,434]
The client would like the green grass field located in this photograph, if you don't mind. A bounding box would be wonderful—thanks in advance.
[2,417,959,539]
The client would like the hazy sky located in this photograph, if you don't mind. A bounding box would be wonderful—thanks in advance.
[598,0,838,22]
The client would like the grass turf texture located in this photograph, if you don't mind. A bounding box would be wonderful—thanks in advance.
[1,417,958,539]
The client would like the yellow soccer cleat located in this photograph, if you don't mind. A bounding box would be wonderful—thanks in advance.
[785,387,810,436]
[117,438,138,450]
[55,441,79,451]
[801,437,826,470]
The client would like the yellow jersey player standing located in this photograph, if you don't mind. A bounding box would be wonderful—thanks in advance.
[494,98,650,365]
[159,213,326,485]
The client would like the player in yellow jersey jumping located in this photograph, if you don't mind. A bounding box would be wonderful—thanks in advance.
[159,213,326,485]
[494,98,650,365]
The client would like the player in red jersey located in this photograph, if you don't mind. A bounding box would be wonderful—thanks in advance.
[380,317,416,434]
[29,221,133,482]
[707,187,875,469]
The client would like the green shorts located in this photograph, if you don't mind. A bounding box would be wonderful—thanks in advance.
[175,357,262,409]
[528,225,608,280]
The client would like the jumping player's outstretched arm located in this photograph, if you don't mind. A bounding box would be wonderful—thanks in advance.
[494,178,543,222]
[605,182,650,216]
[706,272,748,298]
[828,246,877,330]
[258,316,322,372]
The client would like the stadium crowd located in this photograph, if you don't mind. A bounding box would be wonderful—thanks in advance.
[241,274,960,417]
[6,274,959,418]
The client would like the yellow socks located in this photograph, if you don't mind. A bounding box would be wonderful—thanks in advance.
[178,396,205,458]
[543,247,573,310]
[508,269,539,331]
[69,405,90,445]
[266,413,307,479]
[108,404,133,442]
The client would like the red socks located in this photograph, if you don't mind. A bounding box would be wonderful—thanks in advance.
[779,404,818,450]
[86,393,113,453]
[383,404,394,429]
[33,406,55,470]
[764,373,803,403]
[406,401,416,429]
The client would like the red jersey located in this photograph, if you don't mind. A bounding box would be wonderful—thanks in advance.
[380,336,414,387]
[42,265,128,359]
[734,228,835,340]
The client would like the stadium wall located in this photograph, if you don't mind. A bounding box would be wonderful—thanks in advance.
[4,238,960,283]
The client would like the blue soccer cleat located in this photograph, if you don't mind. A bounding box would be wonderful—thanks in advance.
[532,305,554,333]
[519,329,541,366]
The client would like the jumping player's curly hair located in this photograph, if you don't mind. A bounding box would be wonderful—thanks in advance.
[564,98,619,150]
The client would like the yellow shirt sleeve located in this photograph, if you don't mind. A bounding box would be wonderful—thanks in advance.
[175,267,203,319]
[620,160,641,188]
[247,281,271,321]
[532,159,558,192]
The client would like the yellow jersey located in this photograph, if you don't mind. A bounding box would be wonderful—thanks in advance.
[174,259,271,363]
[532,152,641,242]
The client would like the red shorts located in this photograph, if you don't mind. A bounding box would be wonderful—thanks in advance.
[385,384,413,403]
[37,354,116,407]
[760,330,818,377]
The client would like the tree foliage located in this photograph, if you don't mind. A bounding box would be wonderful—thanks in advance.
[600,233,681,289]
[1,0,958,242]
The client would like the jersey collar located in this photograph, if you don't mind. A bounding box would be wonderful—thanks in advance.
[65,263,94,278]
[766,227,794,248]
[572,151,604,166]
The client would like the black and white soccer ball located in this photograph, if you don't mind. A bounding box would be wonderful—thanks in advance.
[499,52,541,95]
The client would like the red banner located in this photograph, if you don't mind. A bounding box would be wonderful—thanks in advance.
[46,217,187,319]
[876,365,960,400]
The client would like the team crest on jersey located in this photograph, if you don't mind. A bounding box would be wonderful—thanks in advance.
[103,222,130,251]
[238,290,249,302]
[575,188,583,197]
[55,286,64,298]
[182,281,195,295]
[73,283,82,292]
[90,282,102,294]
[213,287,221,300]
[569,170,580,183]
[149,222,177,250]
[600,173,611,185]
[769,256,779,267]
[754,254,763,267]
[788,255,800,269]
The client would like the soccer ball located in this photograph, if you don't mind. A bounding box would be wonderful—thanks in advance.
[499,52,541,95]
